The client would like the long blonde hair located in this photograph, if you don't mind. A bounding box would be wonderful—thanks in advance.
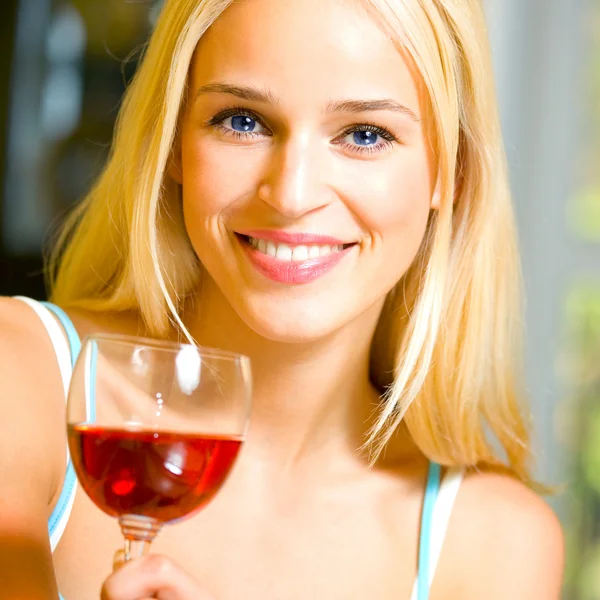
[49,0,532,483]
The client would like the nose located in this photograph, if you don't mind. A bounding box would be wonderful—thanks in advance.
[257,132,331,218]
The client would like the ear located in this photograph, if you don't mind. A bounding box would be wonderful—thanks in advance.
[167,138,183,185]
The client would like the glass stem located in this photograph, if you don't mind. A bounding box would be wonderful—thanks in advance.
[119,515,162,562]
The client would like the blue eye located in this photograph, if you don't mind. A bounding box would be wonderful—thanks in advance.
[352,130,379,146]
[212,110,268,136]
[336,124,397,154]
[230,115,257,132]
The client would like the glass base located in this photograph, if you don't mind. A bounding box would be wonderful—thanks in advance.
[119,514,162,562]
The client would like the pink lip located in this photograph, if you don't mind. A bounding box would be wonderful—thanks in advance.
[237,236,355,284]
[237,229,351,246]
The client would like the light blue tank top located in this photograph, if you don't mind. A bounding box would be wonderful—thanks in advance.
[38,300,451,600]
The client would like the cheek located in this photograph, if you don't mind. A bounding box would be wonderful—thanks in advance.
[180,137,264,222]
[340,152,433,248]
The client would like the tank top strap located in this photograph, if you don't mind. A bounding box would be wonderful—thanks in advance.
[13,297,81,554]
[41,302,81,367]
[414,462,442,599]
[410,463,465,600]
[43,301,97,422]
[14,297,74,395]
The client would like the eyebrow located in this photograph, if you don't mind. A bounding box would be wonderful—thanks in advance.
[195,83,280,105]
[325,99,419,122]
[195,83,420,122]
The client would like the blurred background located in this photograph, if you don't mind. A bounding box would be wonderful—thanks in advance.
[0,0,598,596]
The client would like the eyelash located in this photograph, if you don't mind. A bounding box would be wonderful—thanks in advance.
[207,106,267,140]
[206,106,398,154]
[338,123,396,154]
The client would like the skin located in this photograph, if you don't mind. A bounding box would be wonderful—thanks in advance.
[0,0,564,598]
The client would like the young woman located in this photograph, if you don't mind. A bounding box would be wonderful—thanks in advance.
[0,0,564,598]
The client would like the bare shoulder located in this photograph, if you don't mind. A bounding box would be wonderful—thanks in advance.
[0,296,142,500]
[1,295,47,338]
[441,468,564,600]
[0,297,68,596]
[0,296,66,506]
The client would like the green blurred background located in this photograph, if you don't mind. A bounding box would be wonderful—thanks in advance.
[0,1,599,597]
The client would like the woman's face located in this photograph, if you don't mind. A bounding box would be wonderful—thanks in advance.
[176,0,437,342]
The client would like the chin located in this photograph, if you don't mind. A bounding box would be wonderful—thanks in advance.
[236,296,349,344]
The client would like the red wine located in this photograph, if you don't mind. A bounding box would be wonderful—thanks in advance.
[68,425,242,522]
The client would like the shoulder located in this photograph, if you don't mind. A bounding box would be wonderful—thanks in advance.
[0,297,63,378]
[441,469,564,599]
[459,469,564,557]
[0,296,67,380]
[1,296,46,338]
[0,297,67,507]
[0,298,70,600]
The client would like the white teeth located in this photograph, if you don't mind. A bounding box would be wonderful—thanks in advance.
[275,243,293,261]
[292,245,309,261]
[308,246,320,259]
[248,237,347,261]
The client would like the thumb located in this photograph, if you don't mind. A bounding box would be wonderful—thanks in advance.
[101,554,216,600]
[112,549,126,572]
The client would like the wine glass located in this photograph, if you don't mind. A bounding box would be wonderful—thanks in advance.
[66,334,251,561]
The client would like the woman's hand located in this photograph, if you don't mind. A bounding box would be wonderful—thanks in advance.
[101,554,217,600]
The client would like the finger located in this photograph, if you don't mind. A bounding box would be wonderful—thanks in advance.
[101,554,215,600]
[112,549,125,572]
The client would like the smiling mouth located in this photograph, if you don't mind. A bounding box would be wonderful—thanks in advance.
[236,234,356,262]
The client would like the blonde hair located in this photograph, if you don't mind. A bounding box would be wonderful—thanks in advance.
[49,0,532,483]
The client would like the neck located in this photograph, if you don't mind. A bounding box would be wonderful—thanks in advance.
[184,278,384,471]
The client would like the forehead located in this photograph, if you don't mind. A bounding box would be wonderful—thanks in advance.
[190,0,423,115]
